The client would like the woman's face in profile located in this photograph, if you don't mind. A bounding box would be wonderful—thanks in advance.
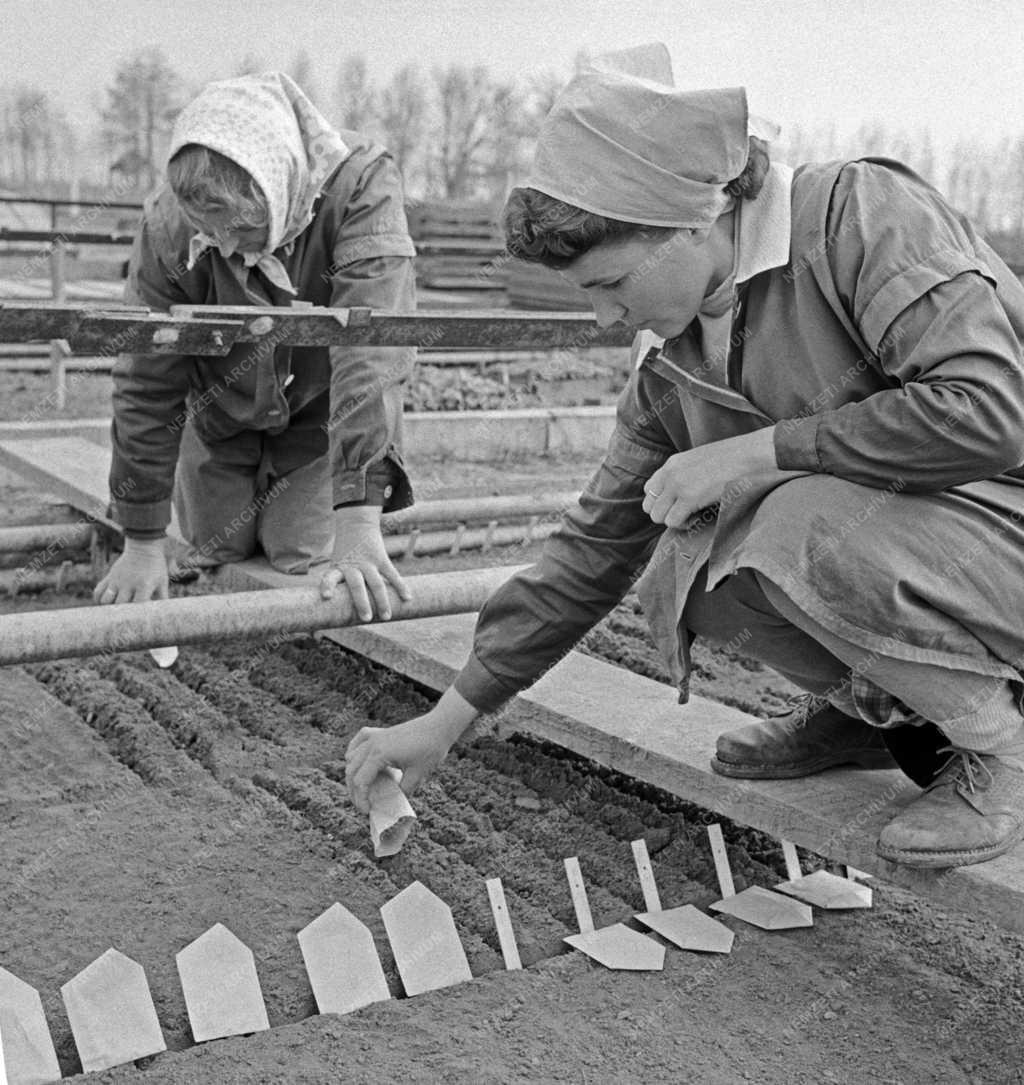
[559,228,719,339]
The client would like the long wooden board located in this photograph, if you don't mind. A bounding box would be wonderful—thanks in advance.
[7,434,1024,935]
[0,435,322,595]
[325,613,1024,937]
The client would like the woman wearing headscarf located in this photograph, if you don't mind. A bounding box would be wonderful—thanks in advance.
[346,44,1024,870]
[95,71,417,621]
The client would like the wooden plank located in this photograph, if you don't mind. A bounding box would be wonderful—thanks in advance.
[563,857,595,934]
[0,436,123,524]
[0,302,633,352]
[630,839,662,913]
[485,878,522,971]
[322,612,1024,937]
[706,825,736,900]
[781,839,803,881]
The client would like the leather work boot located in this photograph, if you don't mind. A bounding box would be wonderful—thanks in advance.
[710,694,896,779]
[876,748,1024,868]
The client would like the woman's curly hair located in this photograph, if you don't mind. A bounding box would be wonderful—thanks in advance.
[504,136,770,269]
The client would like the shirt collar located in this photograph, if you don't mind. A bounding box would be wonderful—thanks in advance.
[734,161,793,284]
[632,161,793,367]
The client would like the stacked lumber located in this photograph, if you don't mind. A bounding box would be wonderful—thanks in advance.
[406,201,506,292]
[504,257,590,311]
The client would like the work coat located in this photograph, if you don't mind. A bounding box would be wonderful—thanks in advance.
[453,158,1024,714]
[109,131,417,537]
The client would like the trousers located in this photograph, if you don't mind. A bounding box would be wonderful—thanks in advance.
[173,421,334,574]
[682,564,1023,754]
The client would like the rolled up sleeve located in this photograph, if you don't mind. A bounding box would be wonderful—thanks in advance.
[774,161,1024,491]
[325,154,418,512]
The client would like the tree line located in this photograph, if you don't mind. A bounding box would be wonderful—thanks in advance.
[1,46,1023,247]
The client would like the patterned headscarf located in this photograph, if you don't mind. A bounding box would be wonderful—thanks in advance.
[525,43,774,229]
[169,71,349,293]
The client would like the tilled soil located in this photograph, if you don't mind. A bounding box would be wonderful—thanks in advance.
[2,460,1024,1082]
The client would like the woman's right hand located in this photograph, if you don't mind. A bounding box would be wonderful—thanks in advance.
[345,687,480,812]
[93,536,169,604]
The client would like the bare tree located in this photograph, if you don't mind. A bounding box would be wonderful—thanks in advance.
[430,64,518,199]
[377,63,428,189]
[334,55,377,133]
[289,48,320,106]
[0,86,73,187]
[102,47,183,192]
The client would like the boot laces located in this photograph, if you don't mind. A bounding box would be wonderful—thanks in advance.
[930,745,994,794]
[770,692,831,729]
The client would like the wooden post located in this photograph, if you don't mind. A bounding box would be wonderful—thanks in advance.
[48,239,66,303]
[49,339,68,411]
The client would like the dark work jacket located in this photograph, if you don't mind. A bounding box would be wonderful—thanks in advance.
[109,130,417,535]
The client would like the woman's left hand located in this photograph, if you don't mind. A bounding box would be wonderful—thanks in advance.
[642,427,777,528]
[319,505,411,620]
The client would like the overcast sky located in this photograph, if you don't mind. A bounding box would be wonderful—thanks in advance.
[3,0,1022,150]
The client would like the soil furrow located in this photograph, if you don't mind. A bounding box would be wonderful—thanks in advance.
[171,649,301,745]
[249,768,501,979]
[29,661,200,789]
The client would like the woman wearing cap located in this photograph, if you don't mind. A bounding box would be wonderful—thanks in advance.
[95,71,417,621]
[346,44,1024,870]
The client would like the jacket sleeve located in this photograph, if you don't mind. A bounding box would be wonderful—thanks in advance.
[453,370,678,713]
[324,153,418,511]
[109,213,194,536]
[774,161,1024,491]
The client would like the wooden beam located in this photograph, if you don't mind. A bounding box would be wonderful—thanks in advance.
[323,613,1024,938]
[0,302,632,353]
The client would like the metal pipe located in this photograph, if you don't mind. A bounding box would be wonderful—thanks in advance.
[0,523,94,552]
[0,499,569,553]
[0,561,92,596]
[386,521,556,558]
[382,492,577,531]
[0,565,526,665]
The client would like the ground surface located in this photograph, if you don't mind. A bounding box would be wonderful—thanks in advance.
[2,407,1024,1080]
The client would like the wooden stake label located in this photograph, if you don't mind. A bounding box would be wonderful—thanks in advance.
[706,824,736,899]
[563,857,595,934]
[485,878,522,971]
[0,968,60,1084]
[781,840,802,882]
[61,949,166,1073]
[630,840,662,914]
[176,924,269,1042]
[381,882,472,997]
[297,903,391,1015]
